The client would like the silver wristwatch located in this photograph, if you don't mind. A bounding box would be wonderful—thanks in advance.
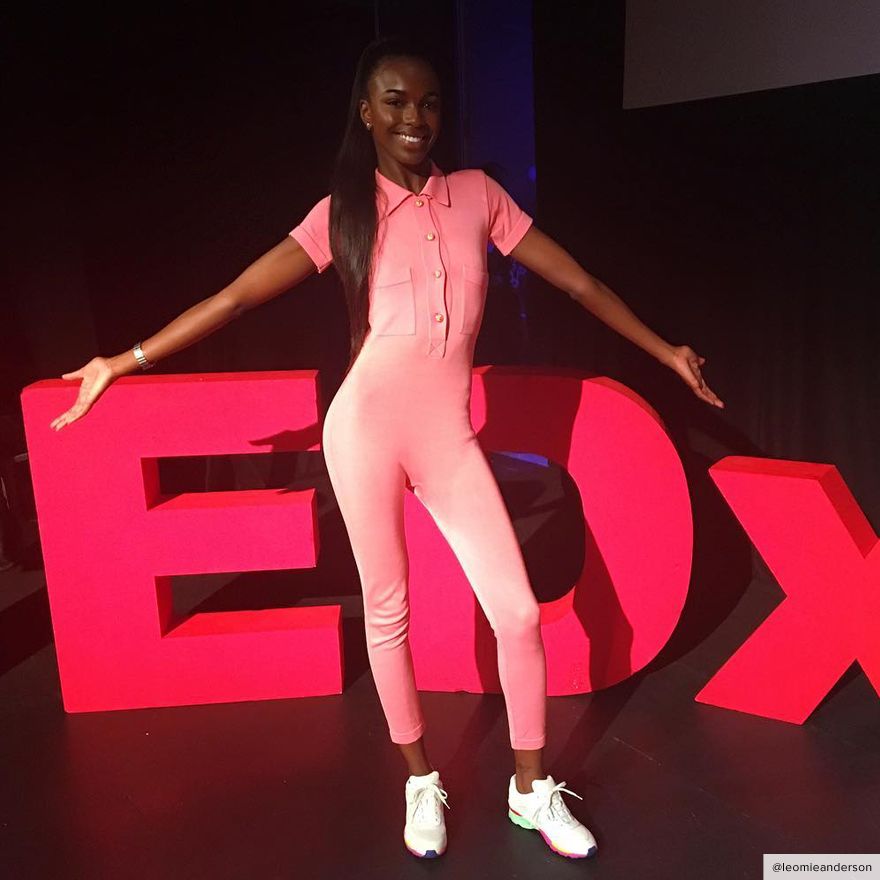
[133,342,155,370]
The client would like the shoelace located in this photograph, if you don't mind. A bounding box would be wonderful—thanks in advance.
[534,780,583,828]
[411,781,451,825]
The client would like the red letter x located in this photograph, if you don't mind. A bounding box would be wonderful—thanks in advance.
[697,457,880,722]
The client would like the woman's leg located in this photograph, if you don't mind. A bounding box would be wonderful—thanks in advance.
[513,747,546,793]
[398,737,434,777]
[406,431,548,771]
[323,428,433,764]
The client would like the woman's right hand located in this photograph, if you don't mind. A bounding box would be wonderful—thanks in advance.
[50,356,118,431]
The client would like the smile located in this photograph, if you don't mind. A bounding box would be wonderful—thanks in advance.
[396,133,428,144]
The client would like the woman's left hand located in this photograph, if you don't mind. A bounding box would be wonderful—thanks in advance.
[666,345,724,408]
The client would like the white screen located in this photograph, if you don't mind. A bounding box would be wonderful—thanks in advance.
[624,0,880,108]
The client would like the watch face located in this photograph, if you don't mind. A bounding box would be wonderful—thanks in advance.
[133,345,153,369]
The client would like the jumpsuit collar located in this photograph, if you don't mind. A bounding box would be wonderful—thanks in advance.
[375,160,450,218]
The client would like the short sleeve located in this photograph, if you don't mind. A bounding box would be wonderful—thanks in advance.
[288,194,333,273]
[483,172,533,256]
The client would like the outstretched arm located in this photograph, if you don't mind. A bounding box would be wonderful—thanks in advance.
[509,225,724,408]
[51,236,320,431]
[107,236,319,377]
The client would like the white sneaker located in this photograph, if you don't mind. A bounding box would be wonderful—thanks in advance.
[508,774,598,859]
[404,769,450,858]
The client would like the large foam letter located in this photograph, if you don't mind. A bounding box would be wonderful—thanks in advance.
[21,371,341,712]
[697,457,880,722]
[406,366,693,695]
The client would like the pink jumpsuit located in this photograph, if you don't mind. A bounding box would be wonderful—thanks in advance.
[289,161,546,749]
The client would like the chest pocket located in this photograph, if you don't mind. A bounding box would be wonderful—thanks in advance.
[459,264,489,335]
[369,267,416,336]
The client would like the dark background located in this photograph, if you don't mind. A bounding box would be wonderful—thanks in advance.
[3,0,878,530]
[1,4,878,875]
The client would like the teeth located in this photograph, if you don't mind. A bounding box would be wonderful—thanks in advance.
[397,133,425,143]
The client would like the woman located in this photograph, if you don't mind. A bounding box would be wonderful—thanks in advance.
[50,35,723,861]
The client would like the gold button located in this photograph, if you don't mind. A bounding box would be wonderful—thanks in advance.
[425,232,435,241]
[433,312,445,323]
[433,269,442,278]
[415,199,424,207]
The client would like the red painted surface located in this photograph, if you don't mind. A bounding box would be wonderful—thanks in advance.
[21,371,340,712]
[23,369,874,724]
[406,366,692,695]
[698,457,880,722]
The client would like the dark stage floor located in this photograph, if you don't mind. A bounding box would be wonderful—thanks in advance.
[0,532,877,880]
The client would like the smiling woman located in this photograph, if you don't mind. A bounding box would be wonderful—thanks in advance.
[368,76,439,156]
[281,33,604,862]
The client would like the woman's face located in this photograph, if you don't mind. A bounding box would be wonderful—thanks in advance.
[359,56,441,168]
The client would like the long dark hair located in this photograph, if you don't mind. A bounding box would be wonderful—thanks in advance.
[329,35,440,371]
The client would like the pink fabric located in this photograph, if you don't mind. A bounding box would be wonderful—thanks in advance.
[289,162,545,748]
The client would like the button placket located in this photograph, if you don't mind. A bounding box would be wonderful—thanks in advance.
[420,195,448,358]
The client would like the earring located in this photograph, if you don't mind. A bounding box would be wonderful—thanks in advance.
[366,122,372,130]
